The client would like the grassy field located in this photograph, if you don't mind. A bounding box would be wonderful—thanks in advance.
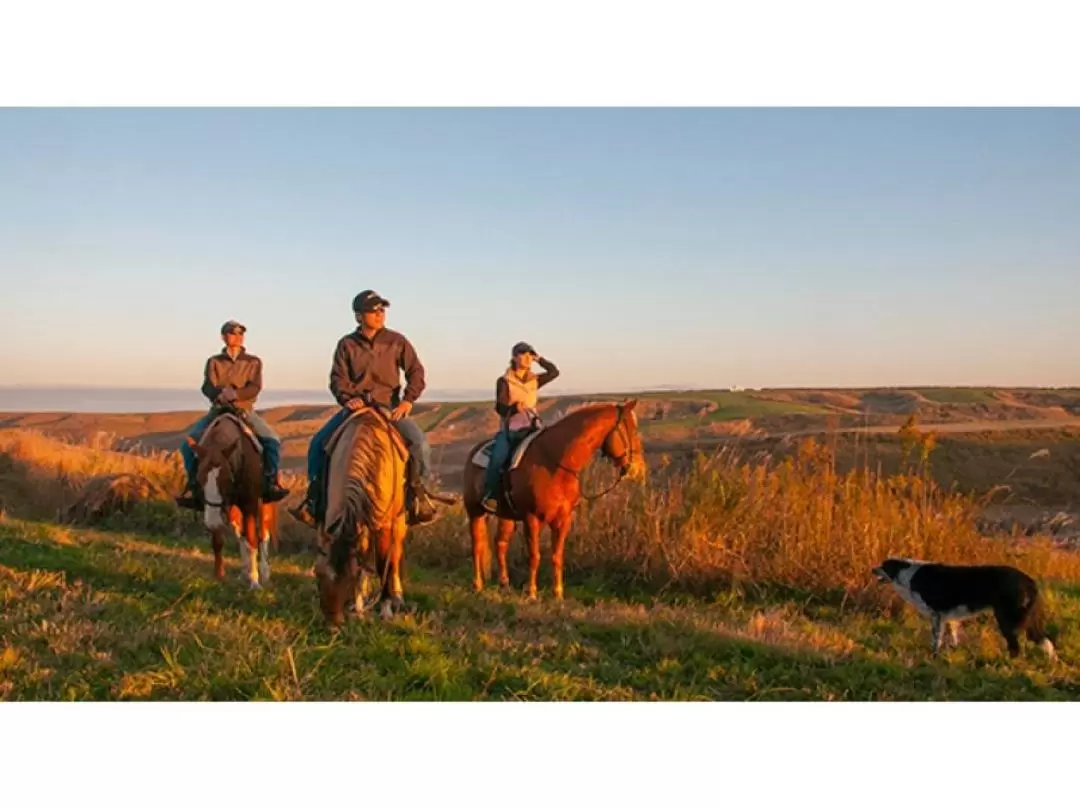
[3,517,1079,701]
[4,403,1080,701]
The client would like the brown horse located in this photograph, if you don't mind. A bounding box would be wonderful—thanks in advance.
[187,413,278,588]
[463,400,647,600]
[312,408,410,628]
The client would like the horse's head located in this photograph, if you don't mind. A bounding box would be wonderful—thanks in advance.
[601,400,647,482]
[313,522,368,630]
[187,435,240,531]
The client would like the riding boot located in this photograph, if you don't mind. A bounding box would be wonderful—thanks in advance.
[175,482,204,511]
[406,461,438,525]
[288,481,318,527]
[262,471,289,503]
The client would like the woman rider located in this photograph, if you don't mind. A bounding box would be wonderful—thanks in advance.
[482,342,559,511]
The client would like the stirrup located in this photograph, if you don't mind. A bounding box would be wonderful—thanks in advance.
[288,501,317,527]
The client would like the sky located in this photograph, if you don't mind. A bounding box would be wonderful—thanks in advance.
[1,108,1077,395]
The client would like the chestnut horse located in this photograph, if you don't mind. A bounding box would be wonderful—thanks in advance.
[187,412,277,588]
[463,400,647,600]
[311,408,410,628]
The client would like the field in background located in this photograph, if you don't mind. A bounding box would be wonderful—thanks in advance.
[2,386,1080,700]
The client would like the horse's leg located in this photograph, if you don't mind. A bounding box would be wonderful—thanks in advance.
[241,511,259,589]
[211,529,225,580]
[470,514,489,592]
[495,518,514,592]
[390,515,407,612]
[550,517,572,601]
[524,515,542,601]
[257,503,272,586]
[372,526,395,620]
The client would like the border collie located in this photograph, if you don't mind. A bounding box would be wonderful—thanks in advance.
[872,558,1057,660]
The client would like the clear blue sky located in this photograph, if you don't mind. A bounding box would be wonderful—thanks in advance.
[1,109,1077,393]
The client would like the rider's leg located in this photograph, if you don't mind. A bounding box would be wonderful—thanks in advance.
[246,412,288,502]
[392,416,440,522]
[482,427,513,506]
[176,412,215,508]
[290,408,348,523]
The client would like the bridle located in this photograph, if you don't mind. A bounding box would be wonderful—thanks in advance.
[549,403,637,501]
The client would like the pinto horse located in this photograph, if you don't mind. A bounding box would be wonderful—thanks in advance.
[311,408,411,628]
[463,400,647,600]
[187,411,277,588]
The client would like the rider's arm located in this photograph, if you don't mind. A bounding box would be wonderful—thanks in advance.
[235,357,262,403]
[200,358,222,403]
[536,357,560,389]
[399,337,426,404]
[494,377,513,417]
[329,338,362,406]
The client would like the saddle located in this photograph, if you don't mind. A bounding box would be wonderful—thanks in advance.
[313,406,411,523]
[204,411,263,455]
[325,406,409,462]
[471,428,543,472]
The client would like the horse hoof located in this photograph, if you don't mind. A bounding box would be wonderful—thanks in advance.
[379,601,395,620]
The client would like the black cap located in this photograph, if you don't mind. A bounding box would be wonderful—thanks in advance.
[512,341,538,357]
[352,290,391,313]
[221,320,247,335]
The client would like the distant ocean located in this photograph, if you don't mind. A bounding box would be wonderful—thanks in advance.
[0,387,498,414]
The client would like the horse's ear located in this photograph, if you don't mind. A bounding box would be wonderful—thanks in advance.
[624,398,638,411]
[223,441,239,459]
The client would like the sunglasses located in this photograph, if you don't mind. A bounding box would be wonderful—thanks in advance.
[366,307,387,315]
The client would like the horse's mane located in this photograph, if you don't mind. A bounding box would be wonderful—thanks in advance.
[325,413,406,575]
[542,402,619,438]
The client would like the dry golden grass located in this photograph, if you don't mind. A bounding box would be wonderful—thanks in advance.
[411,437,1080,608]
[4,428,1079,610]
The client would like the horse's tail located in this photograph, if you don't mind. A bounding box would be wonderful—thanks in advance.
[327,415,404,577]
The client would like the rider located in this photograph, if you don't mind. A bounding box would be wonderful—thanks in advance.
[176,320,289,509]
[289,290,448,526]
[482,342,559,511]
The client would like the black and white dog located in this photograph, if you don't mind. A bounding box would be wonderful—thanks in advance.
[872,558,1057,660]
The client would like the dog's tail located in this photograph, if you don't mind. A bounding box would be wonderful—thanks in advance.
[1024,586,1058,661]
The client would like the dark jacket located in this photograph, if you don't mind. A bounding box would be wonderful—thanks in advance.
[201,348,262,411]
[495,358,560,418]
[330,327,426,409]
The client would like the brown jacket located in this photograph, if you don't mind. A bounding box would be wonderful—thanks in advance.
[329,327,426,409]
[201,348,262,411]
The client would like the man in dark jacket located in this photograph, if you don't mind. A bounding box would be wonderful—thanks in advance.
[290,290,449,526]
[176,320,289,509]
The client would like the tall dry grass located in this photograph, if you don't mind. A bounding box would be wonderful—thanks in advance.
[4,428,1079,607]
[412,437,1080,606]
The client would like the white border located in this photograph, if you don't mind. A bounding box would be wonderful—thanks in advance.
[2,1,1079,105]
[1,703,1078,803]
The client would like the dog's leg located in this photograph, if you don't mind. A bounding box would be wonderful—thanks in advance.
[947,620,960,648]
[930,614,944,656]
[994,607,1022,658]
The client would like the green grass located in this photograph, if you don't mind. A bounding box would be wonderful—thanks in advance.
[2,517,1077,701]
[914,387,1001,405]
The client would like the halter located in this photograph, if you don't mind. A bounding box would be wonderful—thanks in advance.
[579,404,637,500]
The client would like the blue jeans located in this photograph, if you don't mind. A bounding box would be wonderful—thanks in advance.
[483,427,527,499]
[180,410,282,489]
[305,408,432,488]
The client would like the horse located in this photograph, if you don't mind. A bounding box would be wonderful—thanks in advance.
[463,400,647,600]
[186,410,278,588]
[311,407,411,628]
